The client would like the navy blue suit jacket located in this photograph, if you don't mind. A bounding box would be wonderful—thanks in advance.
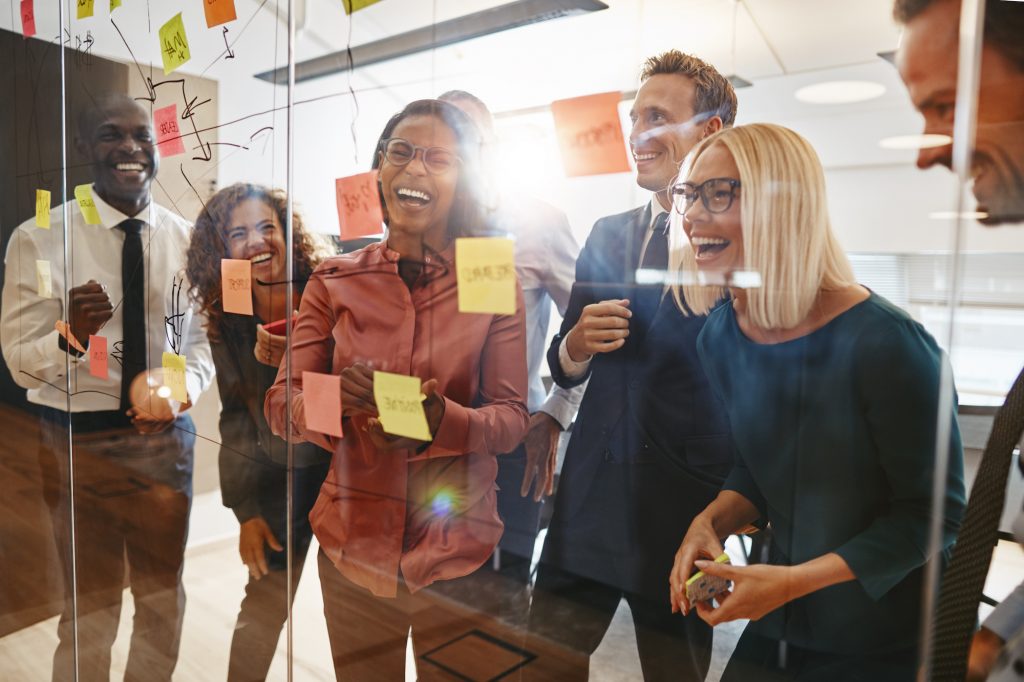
[542,204,734,600]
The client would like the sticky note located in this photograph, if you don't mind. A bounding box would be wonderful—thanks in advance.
[153,103,185,157]
[110,0,121,10]
[88,334,108,379]
[335,171,384,240]
[302,371,343,437]
[35,260,51,298]
[550,92,631,177]
[20,0,36,37]
[342,0,384,14]
[35,189,51,228]
[159,13,191,75]
[77,0,94,20]
[74,184,101,225]
[204,0,236,28]
[456,237,517,315]
[162,352,188,403]
[221,258,253,315]
[55,321,86,353]
[373,371,431,441]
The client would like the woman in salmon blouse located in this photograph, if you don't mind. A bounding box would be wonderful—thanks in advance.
[264,99,529,679]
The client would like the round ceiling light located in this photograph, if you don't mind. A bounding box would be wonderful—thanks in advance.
[879,134,952,150]
[794,80,886,104]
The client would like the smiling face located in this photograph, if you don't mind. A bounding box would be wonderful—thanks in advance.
[378,115,460,241]
[898,0,1024,225]
[224,197,287,288]
[630,74,713,207]
[78,98,159,216]
[682,142,744,274]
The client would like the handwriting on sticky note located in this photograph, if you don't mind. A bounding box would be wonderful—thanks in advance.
[302,371,343,437]
[551,92,630,178]
[21,0,36,37]
[342,0,383,14]
[221,259,253,315]
[159,13,191,75]
[162,352,188,403]
[77,0,94,19]
[35,260,51,298]
[335,171,384,240]
[88,334,109,379]
[204,0,236,28]
[74,184,101,225]
[154,104,185,157]
[54,321,86,353]
[373,371,432,442]
[36,189,50,228]
[456,237,517,315]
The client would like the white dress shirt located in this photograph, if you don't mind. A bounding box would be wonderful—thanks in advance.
[2,189,214,411]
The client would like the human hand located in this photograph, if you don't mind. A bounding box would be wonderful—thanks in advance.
[967,626,1005,681]
[565,299,631,362]
[254,323,286,367]
[669,516,724,615]
[364,378,443,451]
[340,362,378,417]
[239,516,283,580]
[691,561,797,626]
[68,280,112,346]
[125,404,176,434]
[520,412,561,501]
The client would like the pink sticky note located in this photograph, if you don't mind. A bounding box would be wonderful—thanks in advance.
[88,335,108,380]
[221,258,253,315]
[335,171,384,240]
[154,104,186,157]
[54,321,86,354]
[21,0,36,37]
[302,371,343,437]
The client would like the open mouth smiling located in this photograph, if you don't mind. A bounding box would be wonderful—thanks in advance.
[395,187,433,207]
[691,236,731,259]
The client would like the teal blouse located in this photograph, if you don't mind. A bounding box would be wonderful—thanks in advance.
[697,292,966,655]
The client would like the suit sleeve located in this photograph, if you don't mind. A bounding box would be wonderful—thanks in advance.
[213,333,263,524]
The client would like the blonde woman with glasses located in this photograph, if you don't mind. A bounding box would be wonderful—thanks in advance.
[666,123,965,680]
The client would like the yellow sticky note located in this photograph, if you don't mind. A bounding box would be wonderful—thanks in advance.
[74,184,101,225]
[159,13,191,75]
[110,0,121,10]
[373,371,431,441]
[162,352,188,403]
[342,0,383,14]
[36,189,51,228]
[455,237,517,315]
[77,0,94,19]
[36,260,51,298]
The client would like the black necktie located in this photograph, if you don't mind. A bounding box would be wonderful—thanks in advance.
[930,365,1024,680]
[641,212,670,272]
[118,218,146,412]
[635,212,670,329]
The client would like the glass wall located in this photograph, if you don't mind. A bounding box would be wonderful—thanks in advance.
[0,1,1021,680]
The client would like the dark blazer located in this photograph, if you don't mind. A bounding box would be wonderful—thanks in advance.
[542,204,734,601]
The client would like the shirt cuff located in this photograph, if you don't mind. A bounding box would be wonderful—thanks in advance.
[983,584,1024,641]
[229,498,262,525]
[538,391,576,431]
[418,396,468,458]
[558,336,591,380]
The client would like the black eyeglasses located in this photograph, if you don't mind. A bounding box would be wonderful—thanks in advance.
[671,178,741,214]
[380,138,461,175]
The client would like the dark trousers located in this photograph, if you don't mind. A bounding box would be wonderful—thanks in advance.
[720,631,917,682]
[226,459,330,682]
[523,562,713,682]
[38,409,194,682]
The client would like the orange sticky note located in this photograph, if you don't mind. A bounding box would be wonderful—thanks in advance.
[154,104,185,157]
[36,189,51,228]
[88,334,108,379]
[221,259,253,315]
[335,171,384,240]
[455,237,517,315]
[21,0,36,37]
[551,92,631,177]
[162,352,188,403]
[77,0,95,20]
[55,321,86,354]
[204,0,236,28]
[302,371,343,437]
[159,12,191,75]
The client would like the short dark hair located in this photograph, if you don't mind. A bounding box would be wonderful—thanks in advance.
[371,99,489,239]
[639,50,738,127]
[77,93,146,142]
[893,0,1024,71]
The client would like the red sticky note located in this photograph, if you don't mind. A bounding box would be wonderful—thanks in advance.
[550,92,631,177]
[154,104,186,157]
[21,0,36,37]
[55,321,87,354]
[204,0,237,28]
[221,258,253,315]
[335,171,384,240]
[88,335,108,380]
[302,371,343,438]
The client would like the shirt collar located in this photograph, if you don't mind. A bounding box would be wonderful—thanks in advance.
[91,186,152,230]
[649,196,668,229]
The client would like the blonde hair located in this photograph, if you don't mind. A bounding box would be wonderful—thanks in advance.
[670,123,855,330]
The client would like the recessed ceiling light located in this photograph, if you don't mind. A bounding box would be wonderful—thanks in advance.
[794,81,886,104]
[879,134,952,150]
[928,211,989,220]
